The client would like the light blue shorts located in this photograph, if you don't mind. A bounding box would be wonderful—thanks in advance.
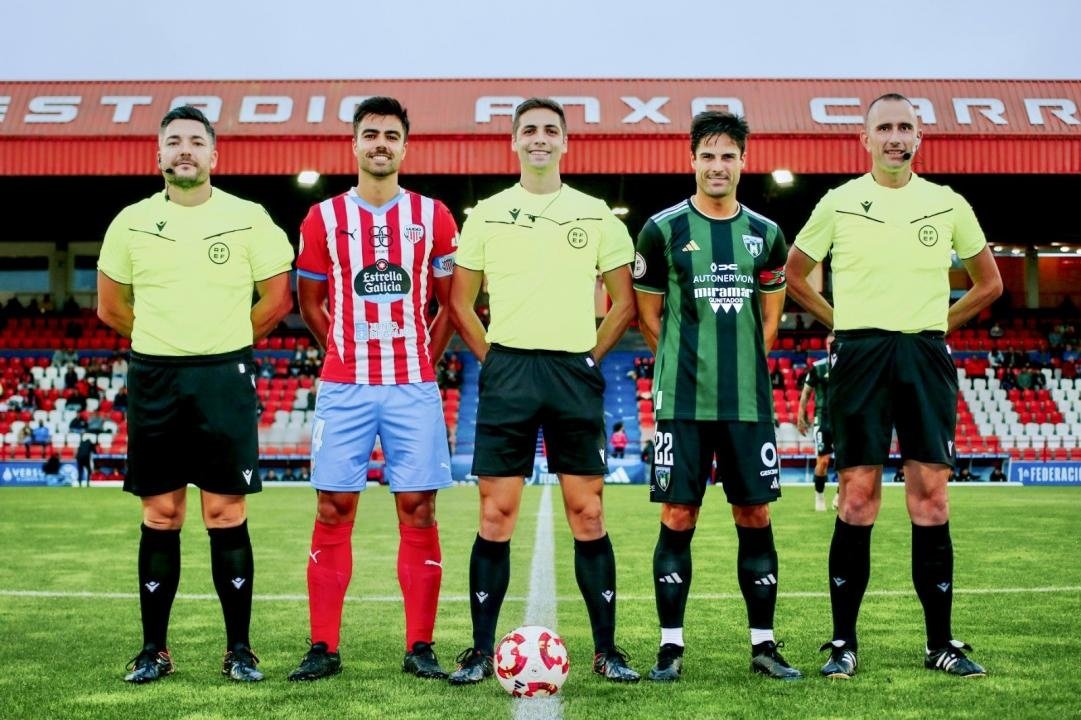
[310,380,453,493]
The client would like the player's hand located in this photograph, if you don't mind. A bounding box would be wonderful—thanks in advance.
[797,416,809,435]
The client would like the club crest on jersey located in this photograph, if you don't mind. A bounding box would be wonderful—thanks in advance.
[654,466,671,492]
[403,223,425,244]
[742,234,764,258]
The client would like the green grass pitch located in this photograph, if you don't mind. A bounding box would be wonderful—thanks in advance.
[1,484,1079,719]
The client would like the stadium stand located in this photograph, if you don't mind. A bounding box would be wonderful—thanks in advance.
[3,309,1079,480]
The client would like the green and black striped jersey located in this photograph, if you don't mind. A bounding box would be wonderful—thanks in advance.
[804,357,831,425]
[634,200,787,422]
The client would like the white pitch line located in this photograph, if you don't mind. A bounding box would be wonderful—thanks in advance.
[3,585,1080,603]
[513,483,562,720]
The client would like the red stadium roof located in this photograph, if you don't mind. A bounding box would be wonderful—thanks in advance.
[2,78,1079,175]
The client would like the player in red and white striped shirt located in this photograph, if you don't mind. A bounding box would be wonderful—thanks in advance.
[289,97,458,682]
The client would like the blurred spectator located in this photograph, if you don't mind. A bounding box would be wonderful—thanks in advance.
[86,413,107,434]
[69,412,89,433]
[1048,325,1064,349]
[26,421,51,457]
[76,437,96,487]
[4,296,24,315]
[280,467,298,483]
[111,352,128,381]
[114,386,129,412]
[264,469,280,483]
[1000,369,1017,391]
[53,346,79,367]
[641,438,655,464]
[893,466,905,483]
[988,348,1004,367]
[297,467,311,484]
[1016,368,1034,390]
[957,466,978,482]
[64,364,78,390]
[610,421,628,459]
[62,296,81,315]
[40,294,55,314]
[42,453,62,484]
[988,321,1004,338]
[989,465,1007,483]
[289,347,306,377]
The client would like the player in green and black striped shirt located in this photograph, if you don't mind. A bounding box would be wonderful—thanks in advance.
[798,332,836,511]
[633,111,800,682]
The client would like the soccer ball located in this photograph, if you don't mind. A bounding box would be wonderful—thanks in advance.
[494,625,570,697]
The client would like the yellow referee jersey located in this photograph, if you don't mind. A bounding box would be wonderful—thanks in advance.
[99,188,294,356]
[456,183,634,352]
[794,173,986,333]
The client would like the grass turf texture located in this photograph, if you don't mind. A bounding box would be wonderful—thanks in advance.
[1,484,1079,719]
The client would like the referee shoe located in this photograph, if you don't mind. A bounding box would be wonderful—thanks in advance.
[447,648,493,685]
[124,647,175,683]
[222,645,264,682]
[820,641,858,679]
[925,640,986,678]
[593,647,641,683]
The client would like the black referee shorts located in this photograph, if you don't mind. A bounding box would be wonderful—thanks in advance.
[472,344,609,478]
[125,347,261,497]
[829,330,957,470]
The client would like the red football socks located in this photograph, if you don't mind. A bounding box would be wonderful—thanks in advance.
[398,523,442,649]
[307,520,354,653]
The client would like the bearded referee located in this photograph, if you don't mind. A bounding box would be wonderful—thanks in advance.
[97,105,294,683]
[785,93,1002,679]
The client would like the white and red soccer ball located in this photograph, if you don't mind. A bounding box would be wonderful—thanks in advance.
[495,625,570,697]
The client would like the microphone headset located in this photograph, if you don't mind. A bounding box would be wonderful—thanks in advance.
[163,167,175,175]
[901,142,919,161]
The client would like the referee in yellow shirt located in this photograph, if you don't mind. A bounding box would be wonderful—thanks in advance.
[786,93,1002,679]
[97,105,294,684]
[447,97,640,684]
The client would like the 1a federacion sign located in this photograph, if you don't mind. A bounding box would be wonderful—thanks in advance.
[1010,461,1081,486]
[2,79,1079,175]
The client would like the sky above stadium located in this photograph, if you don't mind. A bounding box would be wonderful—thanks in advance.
[4,0,1079,81]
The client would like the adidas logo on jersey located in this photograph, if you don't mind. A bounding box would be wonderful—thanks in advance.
[681,240,701,252]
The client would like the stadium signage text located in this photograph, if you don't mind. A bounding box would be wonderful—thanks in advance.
[2,79,1079,136]
[4,94,1076,128]
[1010,461,1081,486]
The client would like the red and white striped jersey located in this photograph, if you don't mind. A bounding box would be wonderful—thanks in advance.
[297,188,457,385]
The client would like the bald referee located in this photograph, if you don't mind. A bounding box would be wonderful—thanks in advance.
[98,105,294,684]
[785,93,1002,679]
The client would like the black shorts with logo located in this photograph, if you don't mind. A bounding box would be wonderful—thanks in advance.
[649,419,781,507]
[829,330,957,470]
[472,344,608,478]
[125,347,261,497]
[814,422,834,456]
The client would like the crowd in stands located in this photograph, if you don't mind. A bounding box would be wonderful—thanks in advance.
[3,301,1080,481]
